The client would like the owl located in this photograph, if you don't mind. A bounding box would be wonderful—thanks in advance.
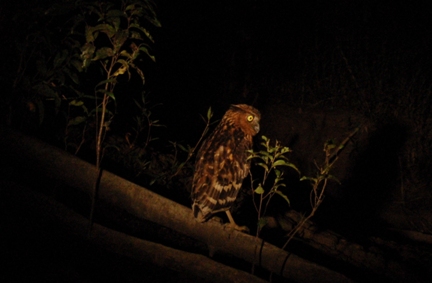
[191,104,261,231]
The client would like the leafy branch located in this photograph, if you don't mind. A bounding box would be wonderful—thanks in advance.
[71,0,160,234]
[248,129,358,279]
[127,93,165,150]
[248,136,300,236]
[280,127,359,251]
[78,0,160,168]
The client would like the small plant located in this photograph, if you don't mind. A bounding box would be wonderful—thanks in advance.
[247,136,300,237]
[146,107,217,188]
[66,0,160,233]
[75,0,160,168]
[248,130,358,278]
[11,9,83,132]
[101,92,164,179]
[280,127,359,251]
[128,92,165,150]
[104,106,216,191]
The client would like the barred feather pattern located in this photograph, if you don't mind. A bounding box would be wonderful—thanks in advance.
[191,104,261,222]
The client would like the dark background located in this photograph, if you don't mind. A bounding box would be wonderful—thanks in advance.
[152,0,431,140]
[1,0,432,282]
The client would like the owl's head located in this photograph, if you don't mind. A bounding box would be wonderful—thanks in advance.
[229,104,261,136]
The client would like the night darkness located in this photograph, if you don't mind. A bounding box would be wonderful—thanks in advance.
[151,0,432,143]
[1,0,432,282]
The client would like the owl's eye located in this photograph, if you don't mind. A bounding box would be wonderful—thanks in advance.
[247,115,254,122]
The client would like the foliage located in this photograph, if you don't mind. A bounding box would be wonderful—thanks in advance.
[247,136,299,235]
[144,107,216,188]
[10,0,160,166]
[102,92,164,177]
[170,107,217,178]
[248,130,358,277]
[280,128,358,250]
[101,107,216,193]
[71,0,160,167]
[10,4,83,131]
[8,0,161,235]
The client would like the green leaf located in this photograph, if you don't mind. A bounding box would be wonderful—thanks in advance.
[254,184,264,195]
[273,159,290,167]
[130,23,154,43]
[92,23,116,39]
[133,66,145,84]
[257,217,268,230]
[69,100,84,107]
[106,9,125,30]
[125,3,139,12]
[144,14,162,28]
[80,43,95,68]
[257,162,269,172]
[63,67,80,85]
[275,190,290,206]
[119,50,133,60]
[70,58,83,73]
[130,31,143,41]
[300,176,317,183]
[95,78,117,88]
[113,30,128,52]
[246,154,256,161]
[95,89,115,101]
[139,46,155,62]
[286,163,300,174]
[324,140,336,150]
[111,59,130,78]
[106,91,115,100]
[177,144,188,152]
[85,26,95,43]
[68,116,87,126]
[130,6,144,17]
[93,47,114,61]
[207,107,213,120]
[327,175,341,185]
[258,150,272,158]
[112,65,128,77]
[133,98,141,108]
[273,183,286,191]
[53,49,68,68]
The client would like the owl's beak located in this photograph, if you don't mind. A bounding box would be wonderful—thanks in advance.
[254,124,260,133]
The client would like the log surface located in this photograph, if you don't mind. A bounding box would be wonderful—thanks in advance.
[0,127,353,283]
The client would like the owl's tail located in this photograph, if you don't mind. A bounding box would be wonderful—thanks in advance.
[192,202,211,223]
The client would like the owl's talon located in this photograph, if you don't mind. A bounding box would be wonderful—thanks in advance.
[224,210,249,233]
[209,216,223,224]
[224,222,250,233]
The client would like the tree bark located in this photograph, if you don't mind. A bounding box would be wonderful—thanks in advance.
[0,127,353,283]
[1,181,269,283]
[270,210,429,282]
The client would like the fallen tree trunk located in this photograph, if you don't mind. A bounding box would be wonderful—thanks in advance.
[271,210,428,282]
[1,181,268,283]
[0,127,353,283]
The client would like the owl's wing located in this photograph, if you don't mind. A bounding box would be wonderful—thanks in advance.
[192,139,250,222]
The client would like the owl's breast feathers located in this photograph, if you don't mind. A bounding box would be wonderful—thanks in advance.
[192,120,253,222]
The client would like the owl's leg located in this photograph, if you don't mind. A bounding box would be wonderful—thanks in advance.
[224,210,249,233]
